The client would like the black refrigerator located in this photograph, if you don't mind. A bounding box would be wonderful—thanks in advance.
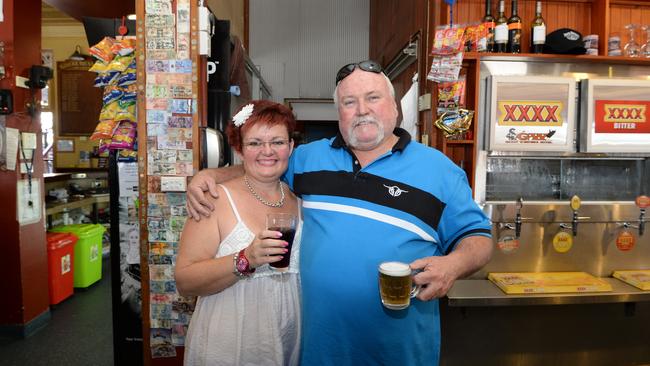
[109,151,143,365]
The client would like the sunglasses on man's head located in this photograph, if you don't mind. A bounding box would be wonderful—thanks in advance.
[335,60,384,85]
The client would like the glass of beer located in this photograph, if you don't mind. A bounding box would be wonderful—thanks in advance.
[378,261,420,310]
[266,213,297,269]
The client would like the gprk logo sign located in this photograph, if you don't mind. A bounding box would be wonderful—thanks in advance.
[505,128,555,144]
[498,101,564,127]
[594,100,650,134]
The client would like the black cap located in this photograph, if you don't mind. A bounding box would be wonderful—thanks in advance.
[544,28,587,55]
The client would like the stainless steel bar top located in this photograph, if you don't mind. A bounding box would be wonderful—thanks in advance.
[446,278,650,307]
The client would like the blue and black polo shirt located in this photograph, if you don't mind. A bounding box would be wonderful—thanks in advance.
[284,128,492,365]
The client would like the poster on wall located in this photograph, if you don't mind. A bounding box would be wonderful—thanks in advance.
[580,78,650,153]
[487,76,577,152]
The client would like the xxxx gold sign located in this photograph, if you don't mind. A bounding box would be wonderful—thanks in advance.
[498,101,564,127]
[594,100,650,134]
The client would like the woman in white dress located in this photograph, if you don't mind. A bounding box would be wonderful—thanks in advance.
[176,100,301,366]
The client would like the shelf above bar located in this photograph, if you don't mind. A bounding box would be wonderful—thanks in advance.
[463,52,650,66]
[446,278,650,307]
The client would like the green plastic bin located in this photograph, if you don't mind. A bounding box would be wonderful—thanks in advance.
[50,224,106,288]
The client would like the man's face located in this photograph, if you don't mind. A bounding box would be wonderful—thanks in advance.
[336,69,398,151]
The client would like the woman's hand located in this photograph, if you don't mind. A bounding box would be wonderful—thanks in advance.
[244,229,289,268]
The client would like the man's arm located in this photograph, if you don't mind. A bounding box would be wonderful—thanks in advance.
[186,165,244,220]
[410,235,492,301]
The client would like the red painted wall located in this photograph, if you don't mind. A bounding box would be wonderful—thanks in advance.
[0,0,50,327]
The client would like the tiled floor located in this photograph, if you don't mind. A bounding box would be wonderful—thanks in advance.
[0,258,114,366]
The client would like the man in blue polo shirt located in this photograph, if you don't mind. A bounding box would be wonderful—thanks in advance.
[187,60,493,365]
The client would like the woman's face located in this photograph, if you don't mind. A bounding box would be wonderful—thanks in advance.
[238,122,293,182]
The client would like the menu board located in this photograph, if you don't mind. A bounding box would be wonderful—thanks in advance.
[487,76,577,152]
[57,60,103,135]
[488,272,613,294]
[612,270,650,290]
[580,78,650,153]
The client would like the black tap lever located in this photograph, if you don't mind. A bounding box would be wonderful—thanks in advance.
[570,195,581,237]
[515,197,523,238]
[636,195,648,236]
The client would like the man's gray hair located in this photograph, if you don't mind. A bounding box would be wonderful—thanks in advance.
[333,72,395,107]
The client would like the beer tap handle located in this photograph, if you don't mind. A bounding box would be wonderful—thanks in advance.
[570,195,581,237]
[636,195,648,237]
[515,197,523,238]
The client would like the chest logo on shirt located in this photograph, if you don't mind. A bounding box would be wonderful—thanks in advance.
[383,184,409,197]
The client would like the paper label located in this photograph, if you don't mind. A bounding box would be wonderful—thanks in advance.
[495,24,508,42]
[533,25,546,44]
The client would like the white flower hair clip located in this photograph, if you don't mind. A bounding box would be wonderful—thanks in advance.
[233,103,254,127]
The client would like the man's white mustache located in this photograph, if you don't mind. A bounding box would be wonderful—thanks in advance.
[352,116,379,128]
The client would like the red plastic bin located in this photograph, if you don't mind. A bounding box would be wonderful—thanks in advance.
[46,232,78,305]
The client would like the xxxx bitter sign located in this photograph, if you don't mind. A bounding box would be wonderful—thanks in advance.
[594,100,650,134]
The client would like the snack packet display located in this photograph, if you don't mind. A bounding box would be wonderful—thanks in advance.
[94,71,121,88]
[103,86,124,105]
[115,103,137,122]
[109,121,137,150]
[434,109,474,137]
[98,139,112,154]
[112,38,136,56]
[90,119,119,140]
[432,25,466,55]
[89,37,116,63]
[89,60,110,74]
[108,55,135,73]
[99,101,119,121]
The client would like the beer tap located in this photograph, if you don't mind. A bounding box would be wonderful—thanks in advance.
[515,197,523,239]
[637,195,649,236]
[570,195,581,237]
[497,197,528,237]
[559,195,582,237]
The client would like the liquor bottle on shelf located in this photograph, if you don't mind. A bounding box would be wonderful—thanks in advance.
[530,0,546,53]
[494,0,508,53]
[483,0,496,52]
[507,0,522,53]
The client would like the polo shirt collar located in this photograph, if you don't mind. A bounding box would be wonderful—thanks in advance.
[331,127,411,152]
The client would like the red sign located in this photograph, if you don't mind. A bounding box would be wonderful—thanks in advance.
[594,100,650,134]
[616,231,636,252]
[636,195,650,209]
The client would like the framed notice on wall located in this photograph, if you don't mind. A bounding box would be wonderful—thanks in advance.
[487,76,577,152]
[580,78,650,153]
[56,60,103,135]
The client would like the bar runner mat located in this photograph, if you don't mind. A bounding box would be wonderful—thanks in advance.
[612,270,650,291]
[488,272,613,294]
